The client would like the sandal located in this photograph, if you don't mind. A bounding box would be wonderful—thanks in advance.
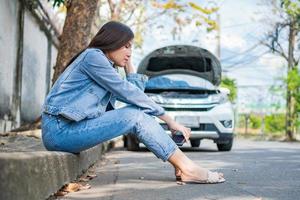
[175,168,182,181]
[176,175,181,181]
[180,171,225,184]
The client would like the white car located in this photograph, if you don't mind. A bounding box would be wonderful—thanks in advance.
[124,45,234,151]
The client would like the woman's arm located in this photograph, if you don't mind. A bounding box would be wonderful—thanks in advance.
[81,49,164,116]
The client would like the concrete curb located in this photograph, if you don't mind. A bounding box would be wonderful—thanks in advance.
[0,138,118,200]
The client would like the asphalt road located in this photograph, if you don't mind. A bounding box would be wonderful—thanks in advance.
[59,139,300,200]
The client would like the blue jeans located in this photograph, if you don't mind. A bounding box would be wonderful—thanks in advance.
[41,106,178,162]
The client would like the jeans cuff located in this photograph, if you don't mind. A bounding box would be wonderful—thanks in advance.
[162,145,179,162]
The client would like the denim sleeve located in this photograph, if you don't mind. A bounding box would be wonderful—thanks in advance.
[126,73,148,91]
[81,49,165,116]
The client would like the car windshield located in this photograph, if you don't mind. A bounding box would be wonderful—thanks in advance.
[145,74,216,90]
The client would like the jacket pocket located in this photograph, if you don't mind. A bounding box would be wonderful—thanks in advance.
[59,85,107,121]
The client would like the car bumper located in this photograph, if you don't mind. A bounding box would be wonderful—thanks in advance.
[157,102,235,139]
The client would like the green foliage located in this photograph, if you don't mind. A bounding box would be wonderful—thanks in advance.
[249,115,262,129]
[286,67,300,125]
[153,1,219,32]
[282,0,300,18]
[220,77,237,102]
[238,114,261,129]
[265,114,286,133]
[237,115,246,128]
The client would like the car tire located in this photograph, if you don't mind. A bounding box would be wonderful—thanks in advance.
[217,138,233,151]
[190,139,201,147]
[126,135,140,151]
[123,135,127,148]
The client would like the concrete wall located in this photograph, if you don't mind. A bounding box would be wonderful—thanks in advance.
[0,0,58,131]
[21,11,49,122]
[0,0,19,123]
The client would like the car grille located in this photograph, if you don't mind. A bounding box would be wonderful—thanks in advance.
[163,107,213,111]
[160,123,218,132]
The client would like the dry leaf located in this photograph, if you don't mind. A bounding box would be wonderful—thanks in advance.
[64,183,81,192]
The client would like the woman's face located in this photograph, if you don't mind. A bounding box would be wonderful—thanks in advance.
[106,40,133,67]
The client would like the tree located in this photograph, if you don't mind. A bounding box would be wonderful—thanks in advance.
[93,0,219,48]
[50,0,220,80]
[262,0,299,140]
[220,77,237,103]
[50,0,99,83]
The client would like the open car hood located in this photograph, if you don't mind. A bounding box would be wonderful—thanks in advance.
[137,45,222,86]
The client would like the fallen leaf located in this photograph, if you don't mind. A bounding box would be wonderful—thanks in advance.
[64,183,81,192]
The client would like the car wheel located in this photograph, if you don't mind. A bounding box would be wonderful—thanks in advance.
[123,135,127,148]
[217,138,233,151]
[126,135,140,151]
[190,139,201,147]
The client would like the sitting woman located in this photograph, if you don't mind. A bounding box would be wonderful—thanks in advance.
[41,21,225,184]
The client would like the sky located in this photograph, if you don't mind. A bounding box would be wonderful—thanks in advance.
[132,0,288,113]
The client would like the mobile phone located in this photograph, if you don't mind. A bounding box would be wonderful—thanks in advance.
[172,131,185,146]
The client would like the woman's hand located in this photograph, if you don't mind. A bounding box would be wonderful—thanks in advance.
[124,59,135,74]
[168,120,191,142]
[158,114,191,143]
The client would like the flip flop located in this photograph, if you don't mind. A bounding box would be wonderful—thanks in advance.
[180,171,225,184]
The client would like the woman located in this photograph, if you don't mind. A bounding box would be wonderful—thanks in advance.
[41,21,225,184]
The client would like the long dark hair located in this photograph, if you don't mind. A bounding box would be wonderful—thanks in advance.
[67,21,134,66]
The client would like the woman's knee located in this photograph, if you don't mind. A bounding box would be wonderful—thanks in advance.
[120,106,154,132]
[121,106,146,122]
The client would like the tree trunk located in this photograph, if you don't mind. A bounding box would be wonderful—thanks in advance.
[52,0,99,84]
[285,20,297,141]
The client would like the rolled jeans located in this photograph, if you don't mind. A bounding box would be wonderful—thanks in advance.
[41,106,178,162]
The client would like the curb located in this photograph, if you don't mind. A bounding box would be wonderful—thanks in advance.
[0,137,118,200]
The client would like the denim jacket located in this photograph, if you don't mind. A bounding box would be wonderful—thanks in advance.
[42,48,165,121]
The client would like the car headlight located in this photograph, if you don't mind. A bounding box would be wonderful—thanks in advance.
[210,94,228,104]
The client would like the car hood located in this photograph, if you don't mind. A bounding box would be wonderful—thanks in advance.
[137,45,222,86]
